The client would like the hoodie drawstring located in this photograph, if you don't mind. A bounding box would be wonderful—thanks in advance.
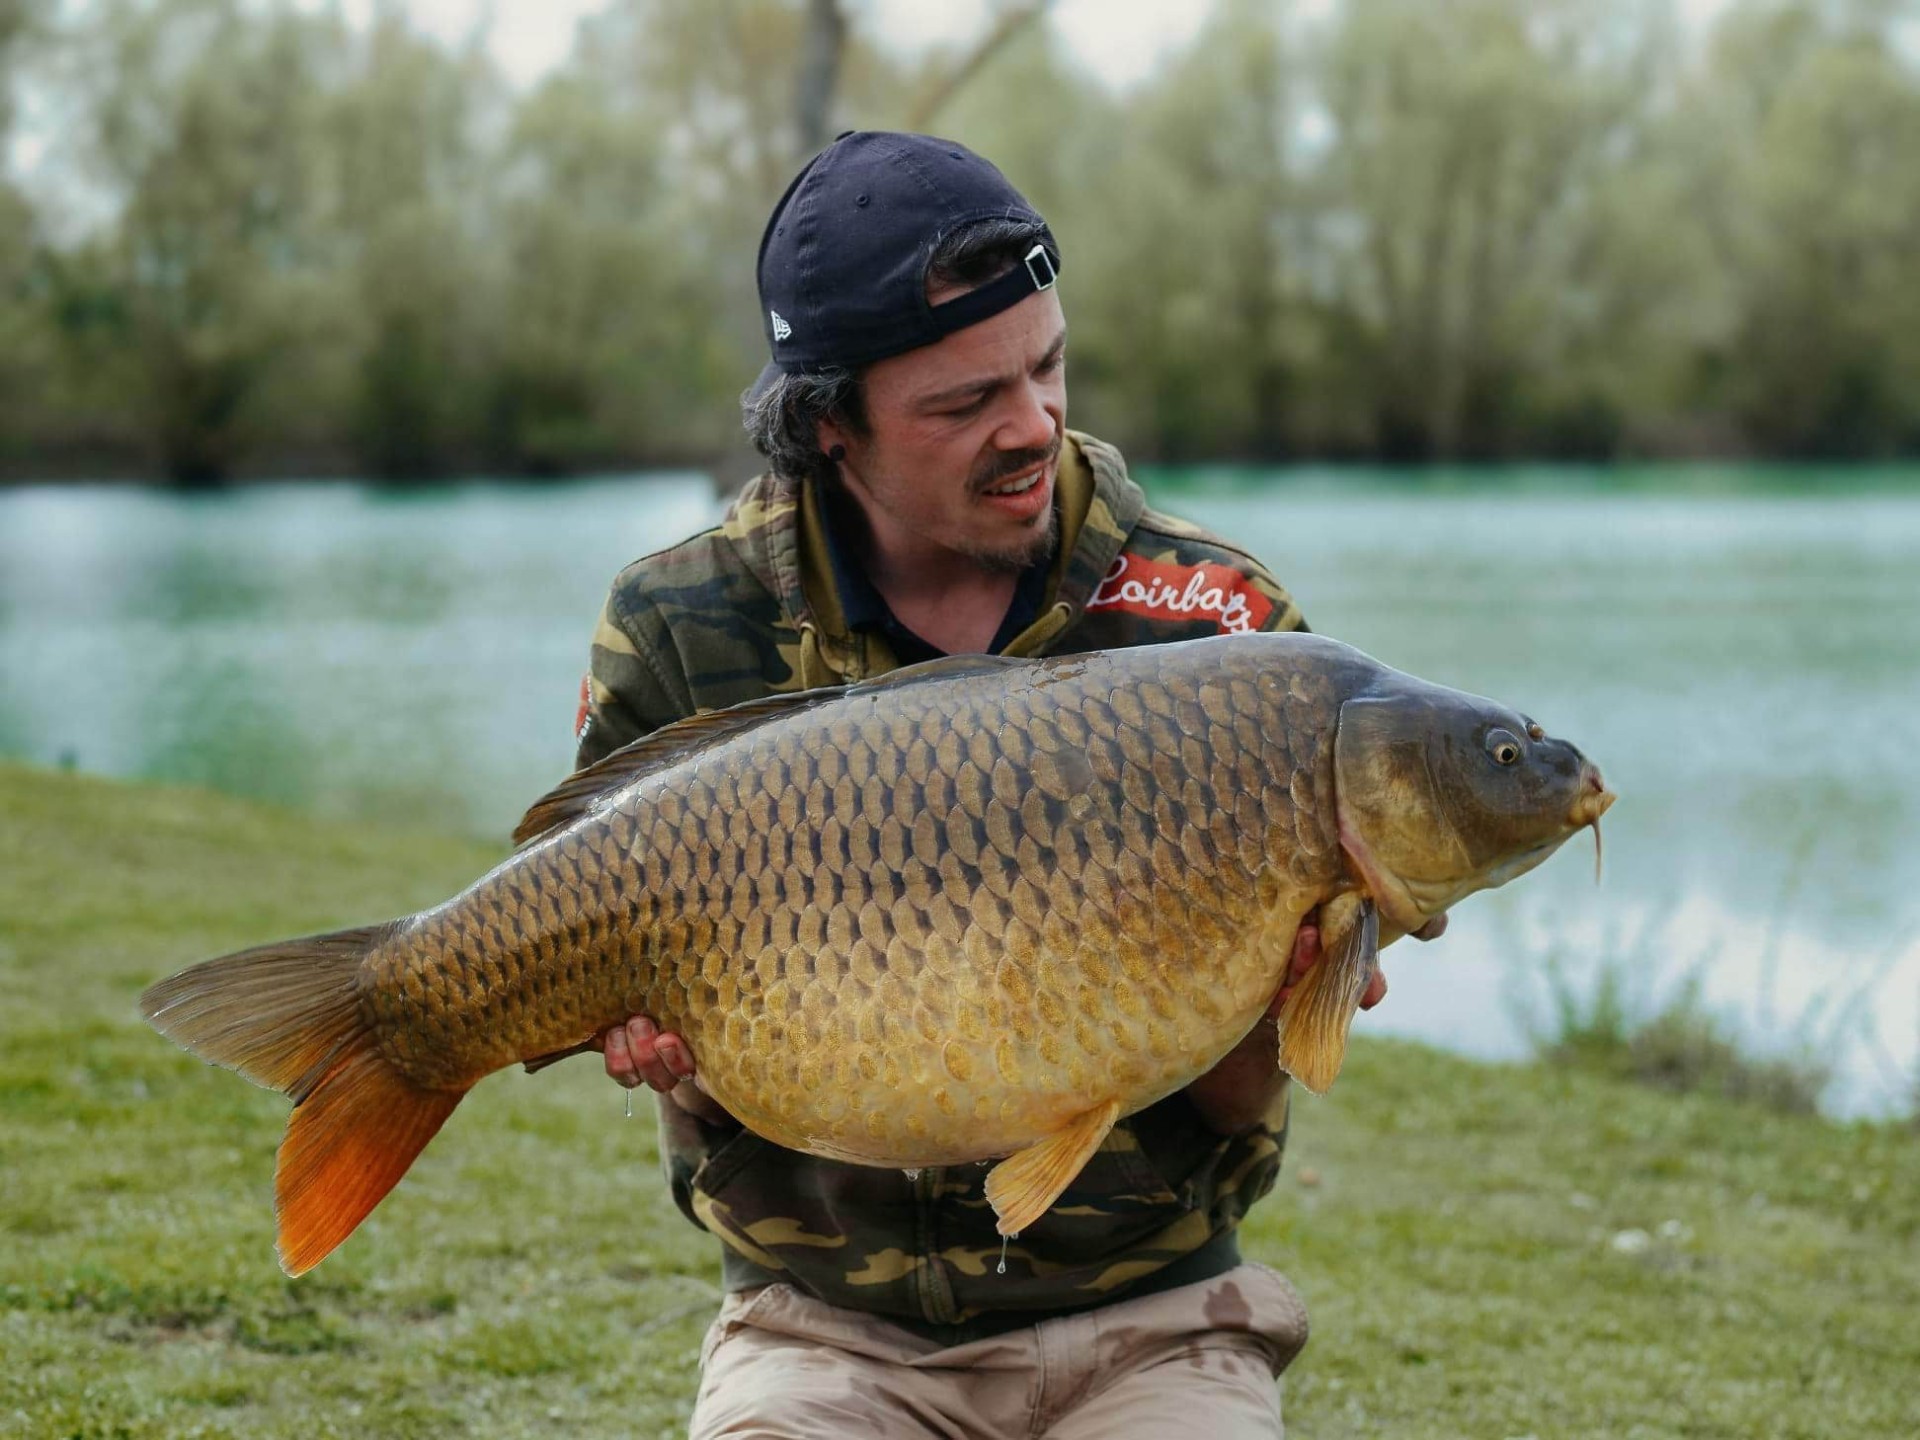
[797,621,828,689]
[1004,602,1074,659]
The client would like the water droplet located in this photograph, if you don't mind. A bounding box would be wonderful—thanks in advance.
[997,1234,1009,1276]
[624,1089,633,1119]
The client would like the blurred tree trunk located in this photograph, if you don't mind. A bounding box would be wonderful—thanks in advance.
[1236,12,1290,460]
[794,0,845,155]
[908,2,1053,132]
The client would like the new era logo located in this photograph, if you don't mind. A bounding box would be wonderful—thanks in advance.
[770,310,792,342]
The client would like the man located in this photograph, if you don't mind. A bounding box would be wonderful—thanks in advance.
[573,132,1430,1437]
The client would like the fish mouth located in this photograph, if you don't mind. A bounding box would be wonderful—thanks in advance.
[1570,765,1615,828]
[1570,766,1616,882]
[1483,768,1616,891]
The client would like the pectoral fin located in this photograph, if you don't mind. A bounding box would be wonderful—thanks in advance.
[983,1099,1123,1237]
[1277,896,1379,1095]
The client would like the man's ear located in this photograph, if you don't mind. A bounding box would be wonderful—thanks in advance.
[815,414,851,460]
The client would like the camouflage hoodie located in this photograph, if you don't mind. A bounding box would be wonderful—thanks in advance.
[576,431,1307,1342]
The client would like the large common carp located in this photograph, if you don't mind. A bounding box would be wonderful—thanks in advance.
[143,633,1613,1275]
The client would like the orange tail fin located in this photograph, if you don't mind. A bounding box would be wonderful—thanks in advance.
[141,926,467,1276]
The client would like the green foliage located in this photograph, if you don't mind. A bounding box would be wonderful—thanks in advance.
[1530,959,1835,1115]
[52,0,348,482]
[1697,3,1920,454]
[3,0,1920,480]
[4,761,1918,1435]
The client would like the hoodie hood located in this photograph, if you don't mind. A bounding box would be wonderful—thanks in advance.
[720,431,1147,683]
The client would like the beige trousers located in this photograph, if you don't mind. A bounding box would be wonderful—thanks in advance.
[687,1263,1309,1439]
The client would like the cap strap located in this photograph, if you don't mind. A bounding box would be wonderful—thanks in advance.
[927,241,1062,339]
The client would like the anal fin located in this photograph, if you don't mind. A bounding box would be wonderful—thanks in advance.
[277,1050,466,1276]
[983,1099,1122,1236]
[522,1038,598,1074]
[1277,896,1379,1095]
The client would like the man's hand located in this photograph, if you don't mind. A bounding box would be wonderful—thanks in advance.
[1269,909,1449,1019]
[596,1016,738,1127]
[1184,907,1447,1133]
[601,1015,695,1092]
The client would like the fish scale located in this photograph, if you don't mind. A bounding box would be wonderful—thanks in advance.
[142,632,1612,1274]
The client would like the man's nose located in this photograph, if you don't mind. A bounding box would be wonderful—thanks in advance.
[995,378,1059,452]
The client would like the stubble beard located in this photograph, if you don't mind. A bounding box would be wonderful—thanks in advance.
[832,435,1063,577]
[959,436,1062,574]
[958,504,1057,575]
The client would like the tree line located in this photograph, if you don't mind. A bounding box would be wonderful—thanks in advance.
[2,0,1917,484]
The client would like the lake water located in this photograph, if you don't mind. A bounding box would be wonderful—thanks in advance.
[3,471,1915,1116]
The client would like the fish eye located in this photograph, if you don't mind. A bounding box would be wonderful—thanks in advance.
[1487,728,1522,766]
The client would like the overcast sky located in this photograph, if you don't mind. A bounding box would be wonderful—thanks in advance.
[7,0,1766,196]
[347,0,1742,93]
[329,0,1212,91]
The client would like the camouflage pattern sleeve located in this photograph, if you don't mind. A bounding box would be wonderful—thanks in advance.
[574,578,698,769]
[1248,554,1309,635]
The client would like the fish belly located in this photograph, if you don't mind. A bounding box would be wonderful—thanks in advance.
[688,906,1305,1168]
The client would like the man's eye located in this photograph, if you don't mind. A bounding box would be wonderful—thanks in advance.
[941,396,989,419]
[1036,351,1065,375]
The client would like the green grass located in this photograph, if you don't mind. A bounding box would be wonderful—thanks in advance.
[3,761,1917,1438]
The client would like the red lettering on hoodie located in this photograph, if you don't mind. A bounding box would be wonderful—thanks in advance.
[1086,556,1274,635]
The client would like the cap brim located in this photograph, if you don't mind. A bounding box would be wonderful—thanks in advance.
[745,358,782,407]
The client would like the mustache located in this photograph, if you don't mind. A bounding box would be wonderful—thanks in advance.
[972,437,1061,492]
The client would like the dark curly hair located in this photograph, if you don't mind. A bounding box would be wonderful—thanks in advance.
[739,216,1054,486]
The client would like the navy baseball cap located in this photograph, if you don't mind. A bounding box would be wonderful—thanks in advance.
[748,131,1061,399]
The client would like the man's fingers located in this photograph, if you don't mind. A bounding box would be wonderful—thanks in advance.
[1268,922,1322,1017]
[657,1036,696,1082]
[603,1024,639,1087]
[630,1017,681,1093]
[1359,967,1389,1010]
[601,1016,685,1092]
[1413,913,1449,942]
[1287,922,1321,985]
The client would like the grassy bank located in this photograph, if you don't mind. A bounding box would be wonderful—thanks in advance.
[2,763,1915,1438]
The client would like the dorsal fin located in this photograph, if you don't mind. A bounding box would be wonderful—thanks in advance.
[512,687,849,847]
[847,652,1029,694]
[513,653,1034,849]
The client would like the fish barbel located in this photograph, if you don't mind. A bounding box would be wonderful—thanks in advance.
[142,633,1614,1274]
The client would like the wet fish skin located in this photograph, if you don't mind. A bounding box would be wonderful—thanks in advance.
[367,639,1352,1155]
[141,633,1610,1274]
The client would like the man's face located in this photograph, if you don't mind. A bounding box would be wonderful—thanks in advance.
[818,286,1067,575]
